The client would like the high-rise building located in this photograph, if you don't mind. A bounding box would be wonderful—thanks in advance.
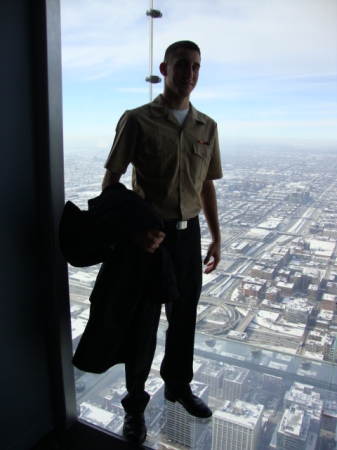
[285,298,313,324]
[212,400,264,450]
[322,399,337,434]
[201,361,223,398]
[276,281,294,297]
[262,373,283,395]
[323,334,337,362]
[308,284,319,300]
[305,331,337,362]
[276,405,311,450]
[265,286,280,302]
[165,382,210,449]
[283,382,322,433]
[222,365,249,402]
[144,374,165,436]
[251,264,276,280]
[326,281,337,296]
[322,293,336,312]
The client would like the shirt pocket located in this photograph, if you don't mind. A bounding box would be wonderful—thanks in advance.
[142,136,161,155]
[138,136,175,178]
[191,143,212,182]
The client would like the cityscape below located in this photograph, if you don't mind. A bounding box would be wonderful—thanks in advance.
[65,140,337,450]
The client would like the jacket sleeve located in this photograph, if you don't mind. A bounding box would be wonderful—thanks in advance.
[59,183,164,267]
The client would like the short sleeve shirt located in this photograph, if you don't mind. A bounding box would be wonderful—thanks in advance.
[105,95,223,221]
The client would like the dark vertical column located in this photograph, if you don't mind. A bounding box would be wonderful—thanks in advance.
[32,0,77,430]
[0,0,76,448]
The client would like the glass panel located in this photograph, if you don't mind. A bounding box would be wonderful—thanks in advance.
[65,147,337,449]
[61,1,337,448]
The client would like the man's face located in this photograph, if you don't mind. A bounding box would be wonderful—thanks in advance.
[162,48,201,100]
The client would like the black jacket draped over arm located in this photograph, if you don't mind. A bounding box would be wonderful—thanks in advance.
[59,183,178,373]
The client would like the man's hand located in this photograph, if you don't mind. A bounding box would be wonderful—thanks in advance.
[203,240,221,274]
[131,229,166,254]
[200,180,221,274]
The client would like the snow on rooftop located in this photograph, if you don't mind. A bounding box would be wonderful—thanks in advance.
[214,400,263,427]
[258,217,282,230]
[69,271,97,284]
[71,317,87,340]
[79,402,115,427]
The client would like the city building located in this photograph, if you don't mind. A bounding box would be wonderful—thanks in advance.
[243,283,263,298]
[201,362,223,398]
[322,293,337,313]
[276,281,294,297]
[227,330,247,342]
[289,271,303,289]
[326,282,337,296]
[276,406,311,450]
[284,298,313,324]
[230,240,250,253]
[244,228,272,242]
[165,382,210,449]
[305,331,337,362]
[222,365,250,402]
[79,402,117,430]
[145,374,165,427]
[271,247,290,265]
[308,284,319,300]
[262,374,283,395]
[251,264,276,281]
[322,400,337,434]
[212,400,264,450]
[242,276,266,289]
[322,334,337,362]
[316,311,334,330]
[261,251,284,270]
[265,287,281,302]
[278,269,291,281]
[323,228,337,240]
[283,382,323,433]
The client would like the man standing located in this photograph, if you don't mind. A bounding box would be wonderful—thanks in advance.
[102,40,222,445]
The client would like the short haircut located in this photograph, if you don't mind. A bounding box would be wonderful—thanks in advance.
[164,40,201,63]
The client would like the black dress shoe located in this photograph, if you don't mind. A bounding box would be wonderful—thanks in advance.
[123,412,147,445]
[164,385,212,418]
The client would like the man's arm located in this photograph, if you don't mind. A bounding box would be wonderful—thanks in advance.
[102,170,121,190]
[200,179,221,274]
[101,116,166,251]
[102,169,165,252]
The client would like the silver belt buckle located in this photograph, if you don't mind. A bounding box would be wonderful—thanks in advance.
[176,220,187,230]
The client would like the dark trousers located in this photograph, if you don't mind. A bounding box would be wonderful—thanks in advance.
[122,216,202,412]
[121,294,162,414]
[160,217,202,390]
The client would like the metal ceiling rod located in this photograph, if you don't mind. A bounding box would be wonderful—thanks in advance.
[146,0,162,101]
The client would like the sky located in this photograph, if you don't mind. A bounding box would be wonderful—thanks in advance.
[60,0,337,152]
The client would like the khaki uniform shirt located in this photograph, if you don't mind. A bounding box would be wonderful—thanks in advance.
[105,95,223,221]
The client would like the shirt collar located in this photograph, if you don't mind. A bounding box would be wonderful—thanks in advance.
[151,94,206,125]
